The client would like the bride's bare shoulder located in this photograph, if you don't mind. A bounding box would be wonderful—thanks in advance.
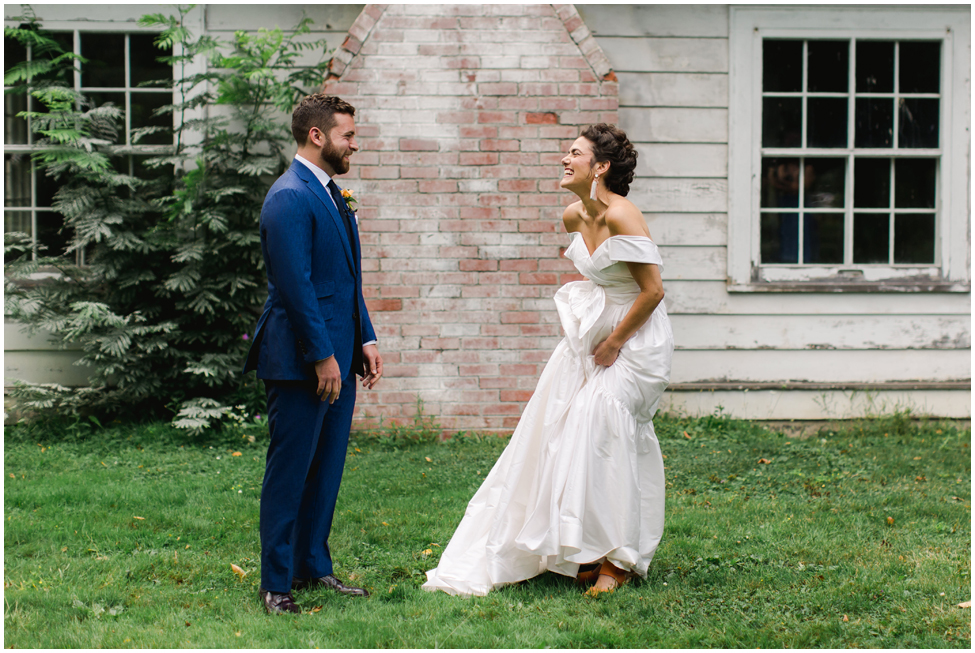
[605,197,650,238]
[562,201,585,233]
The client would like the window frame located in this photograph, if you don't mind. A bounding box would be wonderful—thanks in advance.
[728,5,970,292]
[3,19,176,264]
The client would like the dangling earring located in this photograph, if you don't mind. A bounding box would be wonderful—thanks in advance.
[590,173,599,201]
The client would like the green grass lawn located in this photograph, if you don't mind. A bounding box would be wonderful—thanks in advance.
[3,412,971,648]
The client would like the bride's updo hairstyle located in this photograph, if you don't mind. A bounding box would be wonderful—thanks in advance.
[580,123,638,197]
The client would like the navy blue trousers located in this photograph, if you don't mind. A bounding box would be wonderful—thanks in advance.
[259,372,357,593]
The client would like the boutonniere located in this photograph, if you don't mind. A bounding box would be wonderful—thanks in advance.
[341,188,358,213]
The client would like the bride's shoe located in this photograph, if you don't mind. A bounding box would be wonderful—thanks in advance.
[574,564,601,586]
[584,561,628,597]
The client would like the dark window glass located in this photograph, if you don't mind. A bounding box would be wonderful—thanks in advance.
[807,40,848,92]
[893,213,935,263]
[763,40,803,93]
[34,31,74,85]
[4,89,29,145]
[762,98,802,148]
[761,213,799,263]
[899,41,940,93]
[84,91,126,113]
[853,158,890,208]
[36,168,61,208]
[761,158,801,208]
[898,98,939,149]
[804,213,844,264]
[4,210,32,235]
[80,32,125,87]
[854,98,893,148]
[894,159,936,208]
[805,158,845,208]
[130,33,171,87]
[4,153,31,207]
[853,213,890,263]
[36,211,69,257]
[807,98,848,148]
[130,91,172,144]
[855,41,894,93]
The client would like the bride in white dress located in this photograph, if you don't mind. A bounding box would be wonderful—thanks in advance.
[423,123,674,597]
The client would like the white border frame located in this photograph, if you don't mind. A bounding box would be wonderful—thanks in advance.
[728,5,970,292]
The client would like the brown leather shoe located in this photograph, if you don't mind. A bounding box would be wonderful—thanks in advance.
[259,588,301,614]
[292,574,369,597]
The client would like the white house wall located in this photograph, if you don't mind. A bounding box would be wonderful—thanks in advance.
[576,3,971,419]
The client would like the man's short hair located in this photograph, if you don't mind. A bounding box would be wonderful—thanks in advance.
[291,94,356,146]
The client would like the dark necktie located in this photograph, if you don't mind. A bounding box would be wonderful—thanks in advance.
[326,179,358,267]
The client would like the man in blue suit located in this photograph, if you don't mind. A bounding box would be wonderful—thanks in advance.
[244,94,382,614]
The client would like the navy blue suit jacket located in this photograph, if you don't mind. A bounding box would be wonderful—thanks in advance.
[244,160,375,381]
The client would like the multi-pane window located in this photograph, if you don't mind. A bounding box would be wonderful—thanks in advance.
[3,30,172,261]
[759,39,941,267]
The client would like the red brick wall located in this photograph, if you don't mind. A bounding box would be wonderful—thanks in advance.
[322,4,618,432]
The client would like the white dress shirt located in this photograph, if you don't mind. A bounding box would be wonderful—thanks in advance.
[292,155,376,349]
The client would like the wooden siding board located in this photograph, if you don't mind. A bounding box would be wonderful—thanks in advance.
[656,246,726,281]
[600,38,728,73]
[618,72,728,108]
[647,213,727,247]
[5,351,89,386]
[628,178,728,213]
[620,107,728,144]
[205,4,364,32]
[577,4,729,38]
[671,315,971,351]
[636,143,728,178]
[670,349,970,384]
[661,388,971,420]
[664,281,975,315]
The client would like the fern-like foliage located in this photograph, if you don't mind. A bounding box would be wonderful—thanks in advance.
[4,5,332,430]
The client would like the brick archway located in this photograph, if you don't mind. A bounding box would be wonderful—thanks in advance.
[322,4,618,432]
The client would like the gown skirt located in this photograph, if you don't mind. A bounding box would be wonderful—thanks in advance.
[422,234,675,596]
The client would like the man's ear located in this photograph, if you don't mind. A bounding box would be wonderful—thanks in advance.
[308,127,325,147]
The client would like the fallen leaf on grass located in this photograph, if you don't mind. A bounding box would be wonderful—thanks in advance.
[421,549,433,556]
[683,431,692,439]
[232,452,242,457]
[310,605,322,613]
[958,601,971,608]
[887,516,895,526]
[8,474,14,479]
[231,563,247,579]
[425,457,432,462]
[913,456,922,460]
[382,522,389,526]
[758,458,772,464]
[842,615,849,622]
[133,516,145,520]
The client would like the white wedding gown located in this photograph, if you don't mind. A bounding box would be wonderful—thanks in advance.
[422,233,674,596]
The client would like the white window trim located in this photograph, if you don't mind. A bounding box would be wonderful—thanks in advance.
[728,5,970,292]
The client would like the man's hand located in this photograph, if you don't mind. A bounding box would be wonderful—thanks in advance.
[314,356,342,403]
[361,344,383,390]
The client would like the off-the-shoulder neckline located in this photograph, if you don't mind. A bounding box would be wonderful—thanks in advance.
[568,231,655,258]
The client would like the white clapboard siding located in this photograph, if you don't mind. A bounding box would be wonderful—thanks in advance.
[4,4,170,23]
[646,213,728,247]
[671,315,971,351]
[656,246,726,281]
[670,349,970,384]
[636,143,728,178]
[620,107,728,144]
[205,4,363,32]
[619,72,728,109]
[578,4,729,38]
[661,388,971,420]
[628,178,728,213]
[600,39,728,73]
[664,281,974,315]
[5,351,90,387]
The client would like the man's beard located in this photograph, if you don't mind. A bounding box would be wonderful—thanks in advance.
[320,139,350,175]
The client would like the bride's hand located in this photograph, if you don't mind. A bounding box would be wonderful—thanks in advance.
[592,339,621,367]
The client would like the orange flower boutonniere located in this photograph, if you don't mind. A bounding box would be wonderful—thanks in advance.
[341,188,358,212]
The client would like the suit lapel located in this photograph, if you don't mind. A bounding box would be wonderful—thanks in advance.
[290,161,355,275]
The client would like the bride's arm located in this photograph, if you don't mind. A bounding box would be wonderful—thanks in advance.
[592,205,665,367]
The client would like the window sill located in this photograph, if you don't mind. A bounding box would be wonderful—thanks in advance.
[727,280,971,293]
